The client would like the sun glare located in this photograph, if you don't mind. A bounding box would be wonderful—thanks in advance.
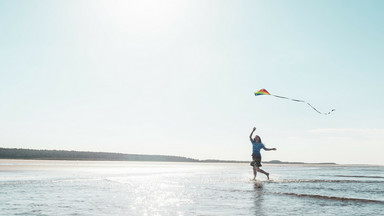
[102,0,189,32]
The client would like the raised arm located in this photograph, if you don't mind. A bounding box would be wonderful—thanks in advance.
[249,127,256,141]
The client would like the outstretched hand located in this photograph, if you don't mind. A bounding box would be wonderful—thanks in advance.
[253,127,256,131]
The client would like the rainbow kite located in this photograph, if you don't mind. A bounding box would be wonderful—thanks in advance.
[254,89,335,115]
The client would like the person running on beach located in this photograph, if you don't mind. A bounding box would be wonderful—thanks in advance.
[250,127,276,180]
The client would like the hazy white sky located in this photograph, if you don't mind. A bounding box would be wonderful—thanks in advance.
[1,0,384,165]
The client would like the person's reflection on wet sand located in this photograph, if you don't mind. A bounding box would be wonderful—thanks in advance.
[252,181,266,216]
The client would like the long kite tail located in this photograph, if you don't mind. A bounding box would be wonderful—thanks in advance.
[271,94,335,115]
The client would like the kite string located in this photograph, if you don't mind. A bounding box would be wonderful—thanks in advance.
[271,94,335,115]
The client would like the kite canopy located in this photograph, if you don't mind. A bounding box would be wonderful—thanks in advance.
[254,88,335,115]
[254,89,271,96]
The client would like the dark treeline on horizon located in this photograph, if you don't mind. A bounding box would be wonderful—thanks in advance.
[0,148,336,164]
[0,148,198,162]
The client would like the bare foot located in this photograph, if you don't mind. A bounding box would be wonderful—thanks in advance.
[266,173,270,180]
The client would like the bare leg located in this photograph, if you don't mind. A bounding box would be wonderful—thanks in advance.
[253,166,257,180]
[256,167,270,180]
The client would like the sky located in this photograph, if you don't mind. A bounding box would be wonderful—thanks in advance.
[1,0,384,165]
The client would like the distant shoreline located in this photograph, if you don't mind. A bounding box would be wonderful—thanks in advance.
[0,147,336,165]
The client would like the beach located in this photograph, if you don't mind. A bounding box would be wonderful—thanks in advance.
[0,160,383,216]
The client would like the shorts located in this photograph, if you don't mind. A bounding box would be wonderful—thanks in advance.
[250,155,262,167]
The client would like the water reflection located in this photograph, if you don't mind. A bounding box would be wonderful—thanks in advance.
[252,181,266,216]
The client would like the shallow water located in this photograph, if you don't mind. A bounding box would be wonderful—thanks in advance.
[0,160,383,216]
